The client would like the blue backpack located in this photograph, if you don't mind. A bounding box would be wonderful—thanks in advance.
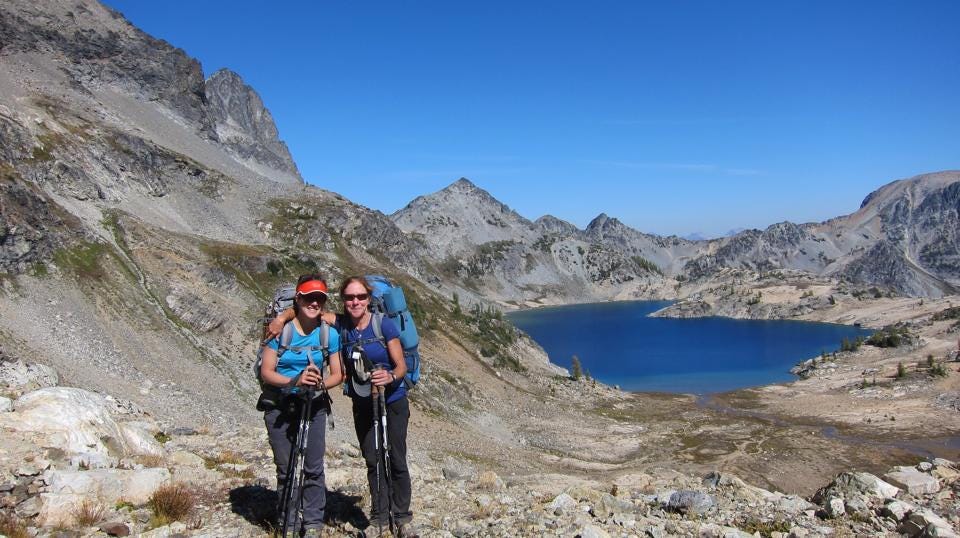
[366,275,422,389]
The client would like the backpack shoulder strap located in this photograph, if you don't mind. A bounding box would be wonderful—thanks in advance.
[371,312,385,342]
[320,321,330,359]
[277,321,296,356]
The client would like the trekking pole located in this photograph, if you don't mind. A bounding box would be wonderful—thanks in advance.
[371,382,384,537]
[281,387,313,538]
[377,382,396,534]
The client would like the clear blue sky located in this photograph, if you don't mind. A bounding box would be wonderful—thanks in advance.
[102,1,959,238]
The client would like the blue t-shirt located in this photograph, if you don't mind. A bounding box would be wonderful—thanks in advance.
[341,315,406,403]
[267,322,340,383]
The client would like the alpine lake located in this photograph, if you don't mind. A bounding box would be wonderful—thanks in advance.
[507,300,874,394]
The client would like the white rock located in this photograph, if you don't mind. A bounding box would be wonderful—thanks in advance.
[831,471,900,499]
[1,387,158,458]
[38,467,170,526]
[0,396,12,412]
[898,509,957,537]
[578,524,610,538]
[168,450,205,467]
[882,499,915,522]
[0,359,59,393]
[120,422,164,457]
[884,468,941,496]
[547,492,577,514]
[826,497,846,518]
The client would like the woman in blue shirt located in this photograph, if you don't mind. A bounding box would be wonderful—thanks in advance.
[338,276,413,537]
[260,274,343,537]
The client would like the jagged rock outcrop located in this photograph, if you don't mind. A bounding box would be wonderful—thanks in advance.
[0,0,215,138]
[204,68,302,185]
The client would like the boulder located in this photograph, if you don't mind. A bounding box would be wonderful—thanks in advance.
[38,468,170,526]
[882,499,916,522]
[1,388,162,458]
[813,471,900,503]
[0,359,59,396]
[825,496,846,518]
[168,451,205,467]
[546,493,578,515]
[898,509,957,537]
[884,468,940,496]
[666,490,714,515]
[0,396,12,412]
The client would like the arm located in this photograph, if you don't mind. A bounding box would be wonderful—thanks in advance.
[323,351,344,390]
[371,338,407,387]
[265,308,295,341]
[265,309,336,340]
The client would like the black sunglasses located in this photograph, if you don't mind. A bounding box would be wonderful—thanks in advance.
[341,293,369,302]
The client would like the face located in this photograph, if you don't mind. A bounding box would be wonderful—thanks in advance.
[296,293,326,318]
[341,281,370,319]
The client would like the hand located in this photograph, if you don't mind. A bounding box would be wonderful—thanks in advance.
[264,317,285,342]
[297,365,322,388]
[371,368,394,387]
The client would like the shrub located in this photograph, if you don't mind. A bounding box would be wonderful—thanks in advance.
[866,325,911,348]
[149,483,195,525]
[0,513,29,538]
[74,499,105,526]
[896,362,907,378]
[570,355,583,380]
[930,363,949,377]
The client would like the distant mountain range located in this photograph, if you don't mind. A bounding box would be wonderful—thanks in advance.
[392,172,960,303]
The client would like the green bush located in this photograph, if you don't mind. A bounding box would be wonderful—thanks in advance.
[570,355,583,380]
[866,325,911,348]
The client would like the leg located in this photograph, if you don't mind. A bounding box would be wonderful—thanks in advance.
[387,397,412,524]
[300,402,328,529]
[264,407,298,529]
[352,397,389,527]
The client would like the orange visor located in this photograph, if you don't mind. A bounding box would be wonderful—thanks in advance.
[296,279,328,298]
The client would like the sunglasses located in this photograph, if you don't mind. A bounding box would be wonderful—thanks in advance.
[341,293,369,302]
[297,293,326,304]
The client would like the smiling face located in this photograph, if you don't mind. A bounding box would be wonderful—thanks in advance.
[296,293,326,319]
[341,281,370,321]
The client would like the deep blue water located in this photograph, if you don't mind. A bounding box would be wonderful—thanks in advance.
[507,301,874,394]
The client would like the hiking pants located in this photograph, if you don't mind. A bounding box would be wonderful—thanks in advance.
[352,395,412,526]
[264,396,328,531]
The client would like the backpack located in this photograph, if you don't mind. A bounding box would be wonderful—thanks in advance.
[343,275,421,394]
[367,275,421,389]
[254,284,331,411]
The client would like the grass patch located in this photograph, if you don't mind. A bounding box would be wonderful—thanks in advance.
[0,513,29,538]
[149,483,195,526]
[154,431,171,444]
[203,449,245,469]
[136,454,167,468]
[73,499,105,526]
[738,518,791,537]
[53,241,110,281]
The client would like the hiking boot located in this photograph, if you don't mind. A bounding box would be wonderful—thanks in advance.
[393,523,419,538]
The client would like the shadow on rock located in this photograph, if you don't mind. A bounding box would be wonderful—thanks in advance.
[229,485,368,531]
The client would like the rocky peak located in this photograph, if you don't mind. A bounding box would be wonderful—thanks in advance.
[204,68,302,184]
[535,214,580,235]
[585,213,631,237]
[0,0,215,138]
[391,177,535,256]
